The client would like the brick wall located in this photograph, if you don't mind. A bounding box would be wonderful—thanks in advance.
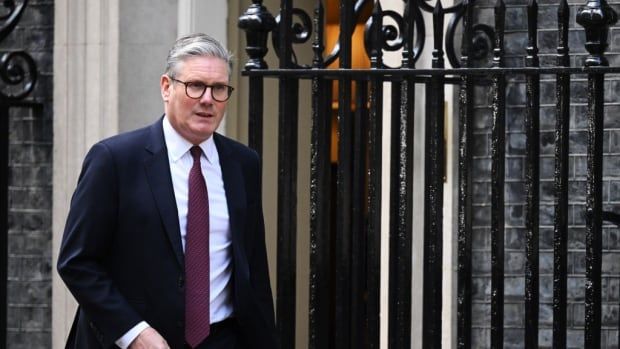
[470,0,620,347]
[4,1,53,348]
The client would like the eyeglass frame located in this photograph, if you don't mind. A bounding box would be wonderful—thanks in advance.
[169,77,235,102]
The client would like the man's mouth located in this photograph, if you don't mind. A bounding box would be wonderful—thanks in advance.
[195,111,212,118]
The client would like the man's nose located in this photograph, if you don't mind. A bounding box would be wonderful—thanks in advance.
[200,87,214,103]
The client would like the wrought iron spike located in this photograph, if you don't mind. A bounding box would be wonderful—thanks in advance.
[411,1,425,64]
[238,0,276,70]
[526,0,539,67]
[312,0,324,68]
[325,0,373,67]
[272,8,314,68]
[460,0,474,67]
[402,0,414,67]
[364,7,404,68]
[557,0,570,66]
[493,0,506,67]
[432,0,445,68]
[576,0,618,66]
[370,0,383,68]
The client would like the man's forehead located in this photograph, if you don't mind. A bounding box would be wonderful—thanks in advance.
[175,57,230,80]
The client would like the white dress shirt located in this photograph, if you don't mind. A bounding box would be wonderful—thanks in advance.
[116,116,233,348]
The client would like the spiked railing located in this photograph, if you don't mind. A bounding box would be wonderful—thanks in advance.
[238,0,620,347]
[577,0,617,347]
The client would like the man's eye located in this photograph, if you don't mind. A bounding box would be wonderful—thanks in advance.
[188,82,206,90]
[213,85,228,92]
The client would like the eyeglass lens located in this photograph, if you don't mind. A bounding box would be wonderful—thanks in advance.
[186,82,231,101]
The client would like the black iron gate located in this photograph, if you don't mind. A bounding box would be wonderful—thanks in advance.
[238,0,619,347]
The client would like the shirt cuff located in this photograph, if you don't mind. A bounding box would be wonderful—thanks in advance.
[115,321,150,349]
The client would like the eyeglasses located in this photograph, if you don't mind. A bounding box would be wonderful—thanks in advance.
[170,77,234,102]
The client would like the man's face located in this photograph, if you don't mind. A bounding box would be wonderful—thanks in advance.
[161,56,230,144]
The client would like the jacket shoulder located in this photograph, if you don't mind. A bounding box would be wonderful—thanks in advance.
[97,124,153,153]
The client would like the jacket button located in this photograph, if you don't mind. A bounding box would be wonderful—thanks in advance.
[178,276,184,289]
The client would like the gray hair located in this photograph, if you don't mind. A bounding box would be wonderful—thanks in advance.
[165,33,233,79]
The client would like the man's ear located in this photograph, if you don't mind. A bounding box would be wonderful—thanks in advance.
[160,75,171,102]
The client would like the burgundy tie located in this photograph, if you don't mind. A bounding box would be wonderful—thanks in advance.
[185,146,210,348]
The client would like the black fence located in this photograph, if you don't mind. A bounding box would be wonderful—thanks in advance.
[0,1,39,346]
[238,0,619,348]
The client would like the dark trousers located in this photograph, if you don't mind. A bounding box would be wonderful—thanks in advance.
[184,318,245,349]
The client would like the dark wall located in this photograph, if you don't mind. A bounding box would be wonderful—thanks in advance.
[4,1,54,348]
[470,0,620,347]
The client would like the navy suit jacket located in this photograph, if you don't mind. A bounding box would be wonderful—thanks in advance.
[57,118,277,348]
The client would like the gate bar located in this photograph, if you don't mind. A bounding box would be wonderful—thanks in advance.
[243,66,620,79]
[423,2,446,348]
[275,0,298,347]
[335,0,354,347]
[276,78,299,348]
[457,0,474,347]
[367,4,384,346]
[308,1,332,347]
[238,0,275,156]
[388,1,413,347]
[388,78,414,348]
[576,0,617,346]
[583,71,604,349]
[552,0,570,346]
[351,79,369,349]
[308,74,332,349]
[524,0,540,347]
[490,0,506,346]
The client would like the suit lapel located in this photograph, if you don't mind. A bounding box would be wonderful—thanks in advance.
[143,119,184,267]
[141,128,247,270]
[214,135,248,262]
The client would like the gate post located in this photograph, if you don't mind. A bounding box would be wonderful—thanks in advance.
[238,0,275,71]
[576,0,617,67]
[238,0,275,156]
[577,1,617,347]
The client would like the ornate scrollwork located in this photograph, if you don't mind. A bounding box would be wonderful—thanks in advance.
[0,0,36,100]
[272,8,313,68]
[367,10,405,52]
[470,24,495,63]
[360,0,496,69]
[0,51,37,100]
[238,0,499,70]
[420,0,497,68]
[267,0,374,68]
[0,0,17,19]
[0,0,26,43]
[362,4,426,69]
[441,0,497,68]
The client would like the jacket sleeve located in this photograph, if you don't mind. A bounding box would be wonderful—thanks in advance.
[57,142,143,348]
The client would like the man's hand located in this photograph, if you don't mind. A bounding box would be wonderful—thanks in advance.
[128,327,170,349]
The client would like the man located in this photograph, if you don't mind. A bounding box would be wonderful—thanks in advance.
[57,33,277,349]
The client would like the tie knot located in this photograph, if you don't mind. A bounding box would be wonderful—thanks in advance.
[190,146,202,162]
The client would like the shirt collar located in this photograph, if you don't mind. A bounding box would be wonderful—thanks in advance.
[162,115,218,164]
